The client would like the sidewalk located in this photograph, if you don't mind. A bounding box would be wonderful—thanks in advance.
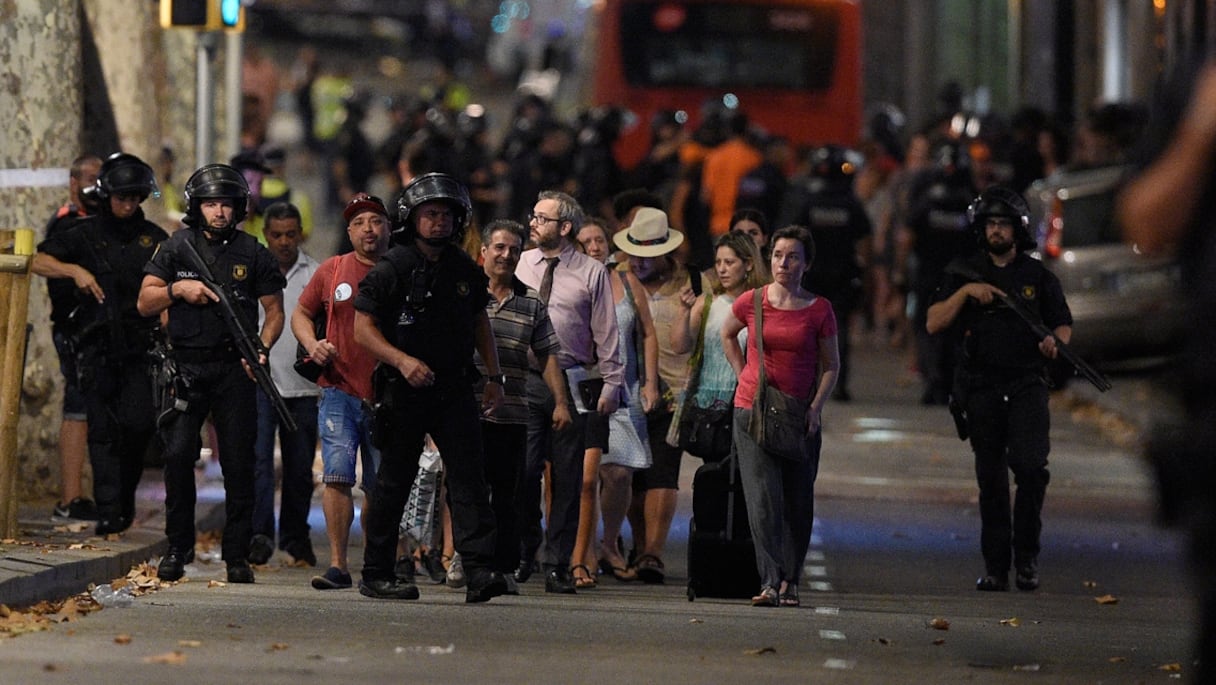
[1,476,169,608]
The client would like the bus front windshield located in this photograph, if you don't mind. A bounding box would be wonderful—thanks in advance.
[619,2,840,91]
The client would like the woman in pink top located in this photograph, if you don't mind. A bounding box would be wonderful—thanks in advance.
[720,225,840,608]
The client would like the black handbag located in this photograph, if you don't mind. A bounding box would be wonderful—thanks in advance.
[746,288,811,462]
[677,402,733,461]
[675,289,733,461]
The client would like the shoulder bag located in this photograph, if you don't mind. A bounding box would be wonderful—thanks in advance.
[746,287,812,462]
[672,289,733,461]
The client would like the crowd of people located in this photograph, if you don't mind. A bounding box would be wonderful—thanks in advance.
[39,69,1129,606]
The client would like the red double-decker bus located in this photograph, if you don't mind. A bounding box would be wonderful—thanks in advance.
[592,0,863,169]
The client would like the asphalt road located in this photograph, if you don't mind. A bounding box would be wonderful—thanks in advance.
[2,336,1195,683]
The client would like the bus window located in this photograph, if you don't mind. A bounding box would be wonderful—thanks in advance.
[594,0,862,169]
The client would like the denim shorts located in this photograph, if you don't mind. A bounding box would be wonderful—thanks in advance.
[318,386,380,492]
[52,331,87,420]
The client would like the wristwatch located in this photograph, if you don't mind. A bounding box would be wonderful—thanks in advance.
[486,373,507,386]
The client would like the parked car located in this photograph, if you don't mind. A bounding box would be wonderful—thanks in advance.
[1025,164,1185,364]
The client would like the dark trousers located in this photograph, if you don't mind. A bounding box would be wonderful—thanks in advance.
[160,360,257,562]
[85,359,156,522]
[253,391,318,552]
[521,373,586,570]
[361,380,497,582]
[733,408,821,589]
[965,377,1051,575]
[482,421,527,574]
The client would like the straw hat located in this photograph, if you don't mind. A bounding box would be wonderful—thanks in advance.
[613,207,684,257]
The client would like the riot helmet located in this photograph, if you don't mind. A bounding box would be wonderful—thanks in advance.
[95,152,159,202]
[183,163,251,229]
[395,172,471,246]
[809,145,862,187]
[967,185,1035,251]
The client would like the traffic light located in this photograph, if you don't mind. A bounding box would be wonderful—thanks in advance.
[218,0,245,32]
[159,0,244,32]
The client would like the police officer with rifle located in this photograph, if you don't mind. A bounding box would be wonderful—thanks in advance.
[138,163,287,584]
[926,186,1074,594]
[33,152,168,536]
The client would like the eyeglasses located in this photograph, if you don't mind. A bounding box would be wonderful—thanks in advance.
[528,212,562,226]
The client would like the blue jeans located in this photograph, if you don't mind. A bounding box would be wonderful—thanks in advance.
[253,390,319,552]
[317,387,379,492]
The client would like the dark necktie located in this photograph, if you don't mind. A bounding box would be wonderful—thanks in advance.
[539,256,559,304]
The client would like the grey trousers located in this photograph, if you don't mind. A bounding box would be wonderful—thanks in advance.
[733,408,822,590]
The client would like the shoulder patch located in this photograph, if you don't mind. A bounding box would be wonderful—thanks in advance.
[1021,285,1036,300]
[233,264,248,281]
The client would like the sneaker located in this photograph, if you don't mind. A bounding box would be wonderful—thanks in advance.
[248,534,274,565]
[359,578,420,600]
[446,552,467,588]
[52,497,99,522]
[420,549,447,584]
[311,566,353,590]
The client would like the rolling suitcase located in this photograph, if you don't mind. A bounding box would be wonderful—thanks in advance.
[686,454,760,600]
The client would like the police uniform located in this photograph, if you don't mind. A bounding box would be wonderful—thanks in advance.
[908,168,977,403]
[785,176,872,399]
[933,250,1072,584]
[353,241,499,584]
[143,227,284,561]
[38,210,167,530]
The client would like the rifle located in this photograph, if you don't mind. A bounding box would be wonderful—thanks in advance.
[177,235,299,432]
[945,261,1112,392]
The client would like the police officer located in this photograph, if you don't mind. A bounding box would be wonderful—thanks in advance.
[352,173,509,603]
[779,144,872,401]
[926,186,1072,592]
[33,152,168,536]
[907,140,978,405]
[138,163,286,584]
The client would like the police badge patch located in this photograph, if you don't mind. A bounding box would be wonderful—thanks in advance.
[233,264,248,281]
[139,235,154,248]
[1021,285,1036,300]
[456,281,470,296]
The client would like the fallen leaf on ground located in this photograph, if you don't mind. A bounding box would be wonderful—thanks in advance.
[1109,656,1127,663]
[207,580,226,588]
[928,617,950,630]
[114,634,133,645]
[744,647,777,656]
[1158,663,1182,672]
[876,637,891,645]
[1013,663,1041,672]
[268,642,290,652]
[1094,594,1119,605]
[932,638,946,646]
[1000,617,1021,627]
[688,618,703,624]
[142,651,187,665]
[178,640,202,648]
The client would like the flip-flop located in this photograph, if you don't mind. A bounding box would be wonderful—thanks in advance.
[598,558,637,582]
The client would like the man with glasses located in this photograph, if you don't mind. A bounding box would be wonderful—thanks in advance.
[515,190,623,593]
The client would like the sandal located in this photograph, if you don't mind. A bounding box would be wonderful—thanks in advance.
[572,564,597,589]
[634,554,666,584]
[751,586,779,607]
[779,584,800,608]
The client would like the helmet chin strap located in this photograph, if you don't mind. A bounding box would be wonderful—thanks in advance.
[420,235,451,247]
